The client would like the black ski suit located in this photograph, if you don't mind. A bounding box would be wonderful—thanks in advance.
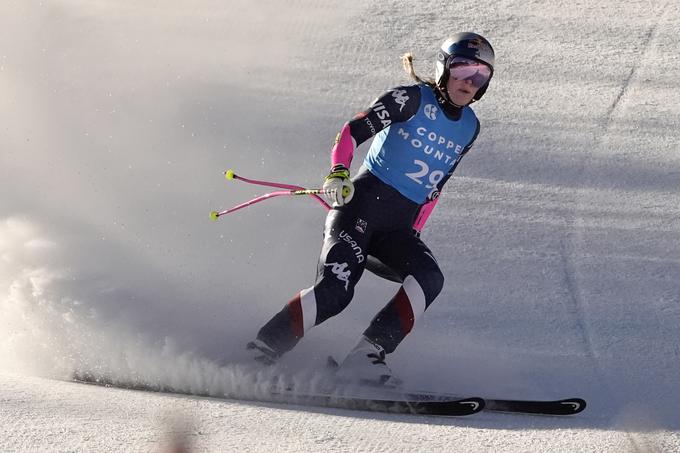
[256,83,480,356]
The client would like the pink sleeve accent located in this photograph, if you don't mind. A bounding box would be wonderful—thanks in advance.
[412,198,439,232]
[330,123,356,169]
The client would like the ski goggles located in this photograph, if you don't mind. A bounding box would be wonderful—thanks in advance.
[449,57,492,88]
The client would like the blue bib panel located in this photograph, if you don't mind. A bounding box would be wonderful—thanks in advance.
[364,85,478,204]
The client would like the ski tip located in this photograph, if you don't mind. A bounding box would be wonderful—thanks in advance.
[560,398,587,414]
[484,397,587,416]
[210,211,220,221]
[459,397,486,414]
[224,169,235,180]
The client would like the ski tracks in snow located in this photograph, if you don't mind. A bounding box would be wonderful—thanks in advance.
[559,0,674,365]
[558,3,677,448]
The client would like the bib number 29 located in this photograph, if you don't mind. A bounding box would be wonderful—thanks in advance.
[405,159,444,189]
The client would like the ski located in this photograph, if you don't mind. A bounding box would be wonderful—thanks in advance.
[276,393,485,416]
[323,357,586,416]
[70,372,484,417]
[71,371,583,417]
[273,389,583,417]
[401,391,586,416]
[394,387,586,416]
[484,397,586,416]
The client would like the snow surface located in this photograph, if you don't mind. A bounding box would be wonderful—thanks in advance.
[1,0,679,451]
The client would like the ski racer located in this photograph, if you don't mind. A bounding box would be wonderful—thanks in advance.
[246,32,496,385]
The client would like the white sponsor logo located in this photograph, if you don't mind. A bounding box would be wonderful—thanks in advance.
[325,262,351,291]
[372,101,392,127]
[364,117,377,135]
[339,230,365,263]
[397,127,463,165]
[354,219,368,234]
[561,401,582,412]
[462,400,481,411]
[365,101,392,135]
[391,89,409,112]
[424,104,438,120]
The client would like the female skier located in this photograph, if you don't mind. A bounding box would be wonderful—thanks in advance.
[247,32,495,385]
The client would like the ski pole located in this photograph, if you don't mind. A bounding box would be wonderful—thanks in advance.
[223,169,331,210]
[213,169,402,284]
[210,187,332,220]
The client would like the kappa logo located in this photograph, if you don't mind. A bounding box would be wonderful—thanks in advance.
[424,104,438,120]
[325,262,351,291]
[391,89,409,112]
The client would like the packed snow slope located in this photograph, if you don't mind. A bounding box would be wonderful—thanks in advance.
[1,0,679,451]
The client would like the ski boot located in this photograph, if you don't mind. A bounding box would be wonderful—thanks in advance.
[335,336,402,387]
[245,339,279,366]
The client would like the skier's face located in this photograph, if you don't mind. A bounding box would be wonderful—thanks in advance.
[446,77,478,106]
[446,57,491,106]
